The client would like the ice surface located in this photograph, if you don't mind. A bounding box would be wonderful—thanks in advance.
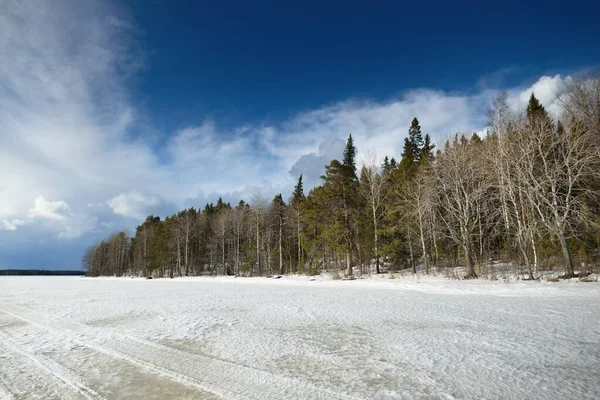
[0,275,598,399]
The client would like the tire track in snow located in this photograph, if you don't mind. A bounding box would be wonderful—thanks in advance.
[0,379,15,400]
[0,329,103,400]
[0,306,225,399]
[0,302,361,400]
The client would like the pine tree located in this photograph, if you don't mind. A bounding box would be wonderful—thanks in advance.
[291,175,305,272]
[343,133,357,179]
[398,139,418,180]
[148,217,166,276]
[204,202,216,215]
[292,175,305,204]
[420,134,435,165]
[272,193,285,207]
[408,117,423,162]
[271,194,287,274]
[397,117,426,178]
[526,92,548,122]
[382,156,390,174]
[383,118,432,271]
[389,157,397,170]
[216,197,230,211]
[319,134,360,277]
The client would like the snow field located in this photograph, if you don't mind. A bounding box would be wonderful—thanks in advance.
[0,275,598,399]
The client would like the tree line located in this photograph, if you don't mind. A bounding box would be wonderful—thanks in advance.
[84,76,600,280]
[0,270,86,276]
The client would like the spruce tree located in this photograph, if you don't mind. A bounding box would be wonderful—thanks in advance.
[398,137,418,180]
[148,217,166,276]
[319,134,360,277]
[420,134,435,165]
[216,197,230,211]
[272,193,285,207]
[398,117,425,176]
[291,175,305,272]
[389,157,397,170]
[382,156,390,173]
[343,134,357,179]
[292,175,305,204]
[204,202,216,215]
[526,92,548,122]
[409,117,424,161]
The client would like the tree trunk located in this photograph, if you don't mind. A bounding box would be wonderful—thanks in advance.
[417,212,429,275]
[464,242,477,278]
[477,206,484,267]
[236,231,240,276]
[177,240,181,276]
[184,233,189,276]
[517,234,533,280]
[419,227,429,275]
[297,211,302,273]
[433,229,439,266]
[345,250,352,277]
[372,207,380,274]
[256,216,260,276]
[531,234,539,276]
[279,216,284,275]
[408,233,415,274]
[557,231,574,278]
[222,237,226,275]
[463,231,477,278]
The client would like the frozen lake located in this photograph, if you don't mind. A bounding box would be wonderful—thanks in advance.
[0,275,598,399]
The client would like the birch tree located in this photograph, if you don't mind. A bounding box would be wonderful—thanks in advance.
[434,135,490,278]
[401,167,436,274]
[250,193,267,276]
[514,118,600,277]
[359,154,386,273]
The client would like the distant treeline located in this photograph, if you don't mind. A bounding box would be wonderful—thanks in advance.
[0,270,86,276]
[84,75,600,280]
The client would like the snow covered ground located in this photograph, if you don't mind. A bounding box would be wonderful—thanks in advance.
[0,275,598,400]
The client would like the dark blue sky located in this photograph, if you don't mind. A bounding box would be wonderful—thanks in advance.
[129,0,600,132]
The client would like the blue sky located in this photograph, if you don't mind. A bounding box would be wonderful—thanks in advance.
[131,0,600,128]
[1,0,599,269]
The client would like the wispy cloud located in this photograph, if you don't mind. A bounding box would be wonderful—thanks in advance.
[0,219,26,232]
[107,191,162,220]
[28,197,71,221]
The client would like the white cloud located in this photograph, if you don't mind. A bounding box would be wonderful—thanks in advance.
[25,196,95,238]
[506,74,571,116]
[1,196,94,238]
[0,219,27,231]
[107,191,161,220]
[28,196,71,221]
[0,0,158,237]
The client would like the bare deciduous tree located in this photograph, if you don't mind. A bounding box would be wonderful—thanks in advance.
[514,117,600,277]
[400,166,436,274]
[251,193,267,276]
[360,153,387,273]
[434,135,492,278]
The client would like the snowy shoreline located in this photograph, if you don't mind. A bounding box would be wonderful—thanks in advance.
[74,272,600,298]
